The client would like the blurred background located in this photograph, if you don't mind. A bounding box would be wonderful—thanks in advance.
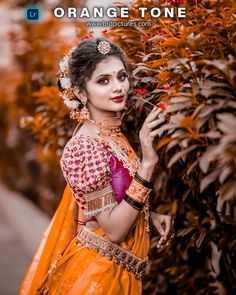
[0,0,235,294]
[0,0,110,294]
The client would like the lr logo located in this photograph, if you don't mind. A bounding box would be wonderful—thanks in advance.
[25,6,42,22]
[27,8,39,20]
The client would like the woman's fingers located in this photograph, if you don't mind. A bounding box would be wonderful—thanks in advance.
[150,128,164,137]
[145,107,162,123]
[147,117,165,129]
[163,216,172,236]
[153,219,165,236]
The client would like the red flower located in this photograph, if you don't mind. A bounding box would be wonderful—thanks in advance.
[135,88,148,95]
[102,29,108,34]
[214,22,223,27]
[157,103,166,111]
[140,35,150,41]
[205,21,213,27]
[81,31,93,40]
[163,84,169,90]
[154,29,165,36]
[166,0,182,5]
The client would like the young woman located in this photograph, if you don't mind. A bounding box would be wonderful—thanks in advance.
[20,38,172,295]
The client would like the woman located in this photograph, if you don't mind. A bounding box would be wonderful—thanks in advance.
[20,38,172,295]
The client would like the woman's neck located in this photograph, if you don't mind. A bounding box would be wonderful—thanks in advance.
[88,109,117,123]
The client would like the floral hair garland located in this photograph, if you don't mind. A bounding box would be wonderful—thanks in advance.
[58,46,79,110]
[58,33,111,110]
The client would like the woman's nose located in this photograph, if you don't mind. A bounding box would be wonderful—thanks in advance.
[112,78,122,92]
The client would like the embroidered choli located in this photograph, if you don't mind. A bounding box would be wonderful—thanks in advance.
[60,134,133,218]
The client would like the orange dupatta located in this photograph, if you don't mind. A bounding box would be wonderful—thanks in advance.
[20,185,80,294]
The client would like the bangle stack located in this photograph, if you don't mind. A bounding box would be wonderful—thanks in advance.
[124,195,143,211]
[134,172,153,189]
[124,173,153,211]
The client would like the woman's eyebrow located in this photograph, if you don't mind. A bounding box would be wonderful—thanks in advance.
[95,69,126,79]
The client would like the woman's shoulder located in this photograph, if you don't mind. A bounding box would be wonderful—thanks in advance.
[60,132,112,194]
[60,131,112,174]
[64,133,109,157]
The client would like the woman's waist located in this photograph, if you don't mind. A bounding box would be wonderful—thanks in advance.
[78,226,148,280]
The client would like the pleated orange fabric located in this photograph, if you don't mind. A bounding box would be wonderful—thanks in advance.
[20,185,79,294]
[20,132,150,294]
[20,186,149,295]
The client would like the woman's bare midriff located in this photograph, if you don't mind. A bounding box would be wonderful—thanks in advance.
[85,220,100,230]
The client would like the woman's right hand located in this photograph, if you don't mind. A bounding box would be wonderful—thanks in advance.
[139,107,165,166]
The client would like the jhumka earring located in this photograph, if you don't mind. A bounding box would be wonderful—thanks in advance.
[80,103,90,121]
[70,99,90,123]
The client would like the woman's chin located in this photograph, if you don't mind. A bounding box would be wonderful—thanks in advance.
[110,101,126,111]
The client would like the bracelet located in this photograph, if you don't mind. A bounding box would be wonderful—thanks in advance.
[124,195,144,211]
[125,178,152,204]
[74,219,86,225]
[134,172,153,189]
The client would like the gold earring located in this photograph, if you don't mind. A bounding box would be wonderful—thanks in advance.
[70,104,90,123]
[80,103,90,121]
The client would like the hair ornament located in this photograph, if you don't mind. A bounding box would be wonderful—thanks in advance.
[58,46,79,110]
[97,40,111,55]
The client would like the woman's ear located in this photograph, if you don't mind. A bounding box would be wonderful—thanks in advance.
[73,87,87,104]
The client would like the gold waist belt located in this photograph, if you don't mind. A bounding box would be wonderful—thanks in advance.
[77,226,149,280]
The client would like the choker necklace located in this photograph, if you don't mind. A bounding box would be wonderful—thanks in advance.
[87,117,122,138]
[84,117,139,176]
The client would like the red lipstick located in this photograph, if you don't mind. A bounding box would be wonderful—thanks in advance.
[111,95,124,103]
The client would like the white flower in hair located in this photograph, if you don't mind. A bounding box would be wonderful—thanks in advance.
[63,99,79,110]
[60,77,71,89]
[59,56,70,72]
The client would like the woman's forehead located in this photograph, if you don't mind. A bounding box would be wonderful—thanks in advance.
[91,56,125,78]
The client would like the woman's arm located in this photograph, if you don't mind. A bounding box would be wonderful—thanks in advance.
[96,108,165,242]
[96,161,155,242]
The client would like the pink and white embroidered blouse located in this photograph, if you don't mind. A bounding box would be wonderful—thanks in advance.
[60,134,133,218]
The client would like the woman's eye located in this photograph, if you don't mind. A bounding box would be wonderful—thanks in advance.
[98,78,109,85]
[118,73,128,81]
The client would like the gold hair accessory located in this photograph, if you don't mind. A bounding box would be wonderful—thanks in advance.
[97,41,111,55]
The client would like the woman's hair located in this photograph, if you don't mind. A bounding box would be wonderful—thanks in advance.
[67,37,133,93]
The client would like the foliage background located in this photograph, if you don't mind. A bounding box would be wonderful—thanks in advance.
[0,0,235,294]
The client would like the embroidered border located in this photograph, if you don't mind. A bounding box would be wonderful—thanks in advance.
[77,226,149,280]
[83,184,118,217]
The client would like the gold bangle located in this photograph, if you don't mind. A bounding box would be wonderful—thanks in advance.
[125,178,152,204]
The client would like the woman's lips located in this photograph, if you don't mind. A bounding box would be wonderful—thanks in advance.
[111,95,124,103]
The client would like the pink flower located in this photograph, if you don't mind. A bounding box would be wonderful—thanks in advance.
[223,7,230,12]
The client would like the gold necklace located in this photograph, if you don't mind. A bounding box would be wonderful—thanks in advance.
[84,118,139,176]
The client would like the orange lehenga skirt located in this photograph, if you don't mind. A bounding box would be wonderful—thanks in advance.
[20,185,150,295]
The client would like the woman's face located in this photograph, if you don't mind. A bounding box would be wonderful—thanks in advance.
[81,55,130,121]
